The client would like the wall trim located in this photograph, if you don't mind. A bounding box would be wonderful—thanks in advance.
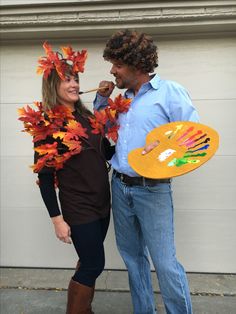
[1,1,236,40]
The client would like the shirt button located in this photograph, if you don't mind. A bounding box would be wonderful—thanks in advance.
[124,140,127,143]
[126,123,129,126]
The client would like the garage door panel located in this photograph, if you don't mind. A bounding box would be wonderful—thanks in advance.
[0,206,77,267]
[0,44,42,104]
[0,103,33,157]
[1,156,45,209]
[175,210,236,273]
[173,156,236,211]
[158,37,236,100]
[195,99,236,156]
[194,99,236,156]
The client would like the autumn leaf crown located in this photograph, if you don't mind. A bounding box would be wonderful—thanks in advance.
[37,42,88,80]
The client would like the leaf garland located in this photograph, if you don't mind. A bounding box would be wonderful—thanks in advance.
[89,94,131,142]
[18,95,131,173]
[37,42,88,80]
[18,103,86,172]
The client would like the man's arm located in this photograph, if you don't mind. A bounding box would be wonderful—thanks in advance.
[93,80,115,110]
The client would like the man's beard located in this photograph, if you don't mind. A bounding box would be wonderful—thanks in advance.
[115,77,128,89]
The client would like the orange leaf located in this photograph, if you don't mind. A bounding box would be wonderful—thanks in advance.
[18,105,45,125]
[108,94,131,113]
[31,155,50,173]
[52,152,73,170]
[52,131,66,140]
[63,139,82,152]
[43,42,53,55]
[105,107,117,123]
[47,105,74,121]
[94,110,108,125]
[61,46,74,60]
[36,67,44,75]
[64,120,88,140]
[31,124,58,142]
[107,125,119,143]
[89,118,105,135]
[73,50,88,73]
[34,142,58,156]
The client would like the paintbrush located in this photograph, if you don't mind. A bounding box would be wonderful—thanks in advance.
[79,83,116,95]
[79,86,111,95]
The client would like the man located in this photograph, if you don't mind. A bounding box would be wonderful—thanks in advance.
[94,29,199,314]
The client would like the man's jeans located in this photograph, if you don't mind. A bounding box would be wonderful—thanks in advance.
[112,175,192,314]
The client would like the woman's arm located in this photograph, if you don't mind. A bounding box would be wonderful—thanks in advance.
[38,172,71,244]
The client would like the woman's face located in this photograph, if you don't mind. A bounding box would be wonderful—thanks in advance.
[56,74,80,108]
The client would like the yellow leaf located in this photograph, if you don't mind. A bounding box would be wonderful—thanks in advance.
[52,131,66,140]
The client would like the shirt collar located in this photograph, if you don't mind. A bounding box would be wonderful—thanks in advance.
[124,74,161,98]
[149,73,161,90]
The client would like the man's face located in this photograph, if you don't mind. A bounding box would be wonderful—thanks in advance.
[110,60,139,90]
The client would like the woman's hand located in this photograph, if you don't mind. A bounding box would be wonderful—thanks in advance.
[51,215,72,244]
[97,81,115,97]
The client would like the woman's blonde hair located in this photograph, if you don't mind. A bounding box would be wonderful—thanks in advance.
[42,69,61,110]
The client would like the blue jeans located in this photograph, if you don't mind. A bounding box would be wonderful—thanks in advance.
[111,175,192,314]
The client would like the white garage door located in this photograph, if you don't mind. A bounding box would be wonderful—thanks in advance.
[1,36,235,272]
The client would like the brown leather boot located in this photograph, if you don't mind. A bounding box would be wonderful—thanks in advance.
[66,279,95,314]
[74,261,95,312]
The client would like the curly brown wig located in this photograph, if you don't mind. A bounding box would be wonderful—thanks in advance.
[103,29,158,73]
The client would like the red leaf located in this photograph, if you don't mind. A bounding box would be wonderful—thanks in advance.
[47,105,74,122]
[108,94,131,113]
[18,105,44,125]
[73,50,88,73]
[107,125,119,143]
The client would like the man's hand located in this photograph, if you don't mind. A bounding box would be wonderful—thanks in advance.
[97,81,115,97]
[142,140,160,155]
[51,215,72,244]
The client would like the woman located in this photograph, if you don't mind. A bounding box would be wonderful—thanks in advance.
[21,43,112,314]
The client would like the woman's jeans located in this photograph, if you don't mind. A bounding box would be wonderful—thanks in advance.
[112,175,192,314]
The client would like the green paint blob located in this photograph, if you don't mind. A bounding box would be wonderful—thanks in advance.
[184,152,207,158]
[168,158,200,167]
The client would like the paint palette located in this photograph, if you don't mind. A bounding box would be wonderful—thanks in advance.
[128,121,219,179]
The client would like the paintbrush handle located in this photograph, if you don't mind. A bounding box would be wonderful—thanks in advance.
[79,86,110,95]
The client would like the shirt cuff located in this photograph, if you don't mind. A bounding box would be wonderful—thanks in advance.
[93,93,109,110]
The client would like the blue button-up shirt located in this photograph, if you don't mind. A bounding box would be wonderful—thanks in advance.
[94,74,199,176]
